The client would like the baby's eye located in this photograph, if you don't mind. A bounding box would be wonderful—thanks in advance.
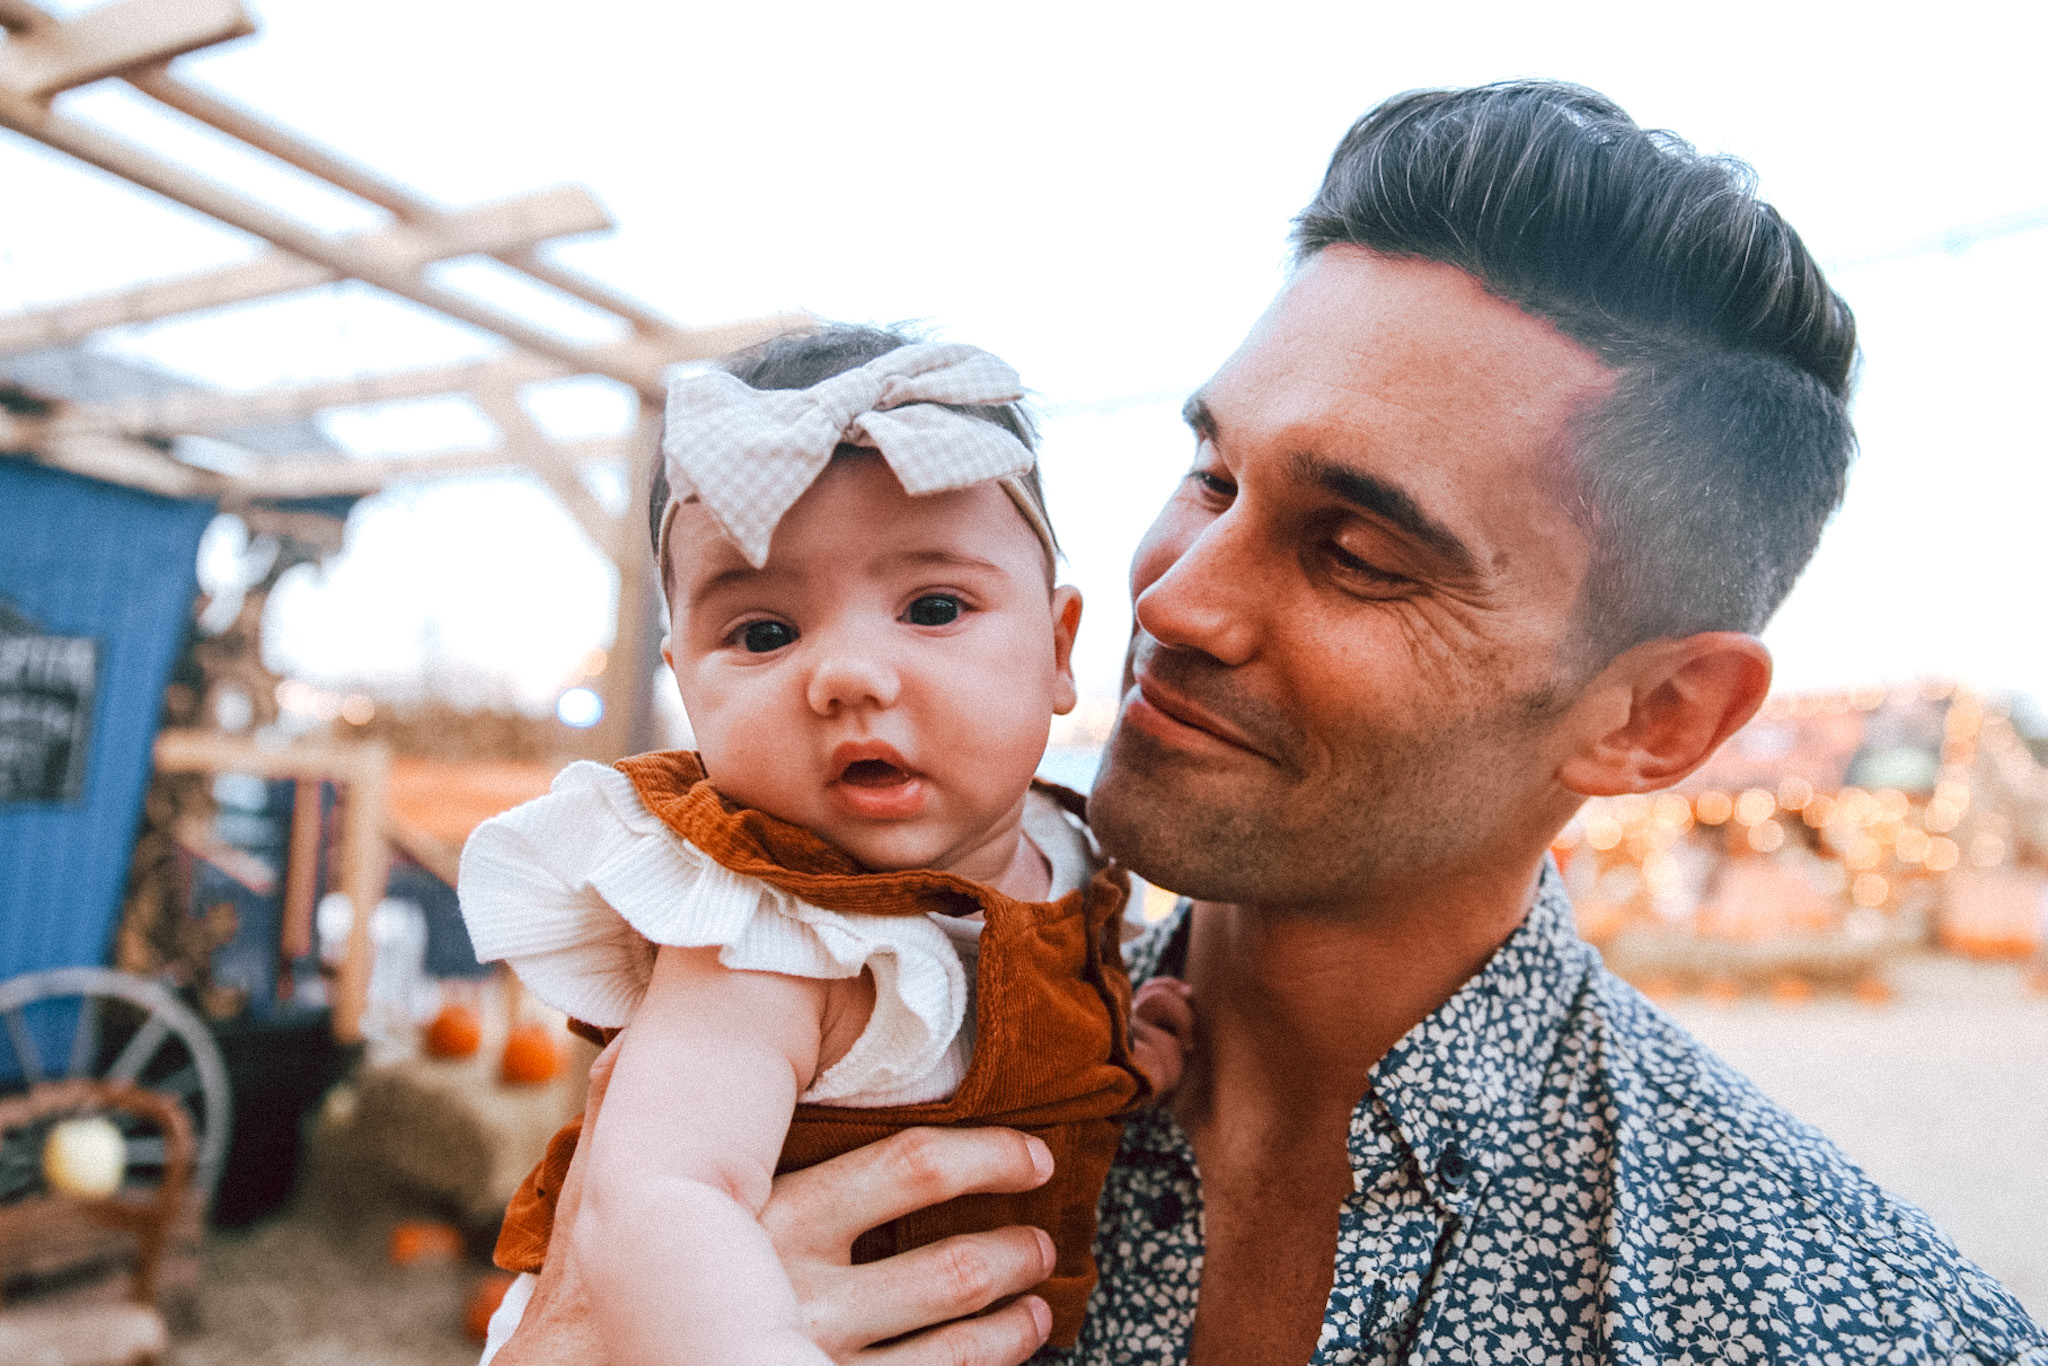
[904,594,961,627]
[738,620,797,653]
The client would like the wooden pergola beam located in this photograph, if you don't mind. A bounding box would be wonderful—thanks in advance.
[61,353,567,439]
[0,0,251,102]
[0,185,615,356]
[126,66,707,347]
[3,428,225,500]
[0,83,673,399]
[225,435,629,500]
[1,0,777,788]
[468,380,621,558]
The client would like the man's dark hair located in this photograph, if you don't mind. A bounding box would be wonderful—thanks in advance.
[1294,81,1856,661]
[649,323,1051,573]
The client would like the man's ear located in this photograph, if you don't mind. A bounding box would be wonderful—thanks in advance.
[1049,585,1083,716]
[1557,632,1772,797]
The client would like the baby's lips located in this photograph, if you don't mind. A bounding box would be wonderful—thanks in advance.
[837,757,912,787]
[828,738,920,785]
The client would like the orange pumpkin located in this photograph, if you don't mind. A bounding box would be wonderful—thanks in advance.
[425,1002,484,1059]
[500,1023,563,1086]
[466,1272,518,1341]
[388,1219,463,1265]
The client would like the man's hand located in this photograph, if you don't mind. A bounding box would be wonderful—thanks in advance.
[768,1127,1059,1364]
[495,1038,1060,1366]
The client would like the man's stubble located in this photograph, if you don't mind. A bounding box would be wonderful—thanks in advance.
[1089,652,1570,919]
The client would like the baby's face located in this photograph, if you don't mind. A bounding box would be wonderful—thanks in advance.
[663,452,1080,878]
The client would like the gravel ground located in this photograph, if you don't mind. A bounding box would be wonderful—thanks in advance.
[164,954,2047,1362]
[170,1212,485,1366]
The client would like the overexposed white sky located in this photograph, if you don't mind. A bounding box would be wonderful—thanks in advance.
[3,1,2044,710]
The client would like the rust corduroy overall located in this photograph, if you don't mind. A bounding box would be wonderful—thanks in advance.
[494,750,1147,1346]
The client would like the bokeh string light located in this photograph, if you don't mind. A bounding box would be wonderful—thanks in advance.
[1555,682,2048,986]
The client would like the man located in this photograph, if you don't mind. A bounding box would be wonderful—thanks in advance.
[504,82,2047,1364]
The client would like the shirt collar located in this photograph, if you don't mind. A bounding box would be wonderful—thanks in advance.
[1116,864,1597,1198]
[1361,860,1597,1216]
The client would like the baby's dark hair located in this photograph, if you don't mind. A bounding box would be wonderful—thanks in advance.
[650,323,1056,580]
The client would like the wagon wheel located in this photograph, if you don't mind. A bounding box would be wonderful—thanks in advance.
[0,967,232,1211]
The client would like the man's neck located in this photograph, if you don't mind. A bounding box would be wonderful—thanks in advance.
[1173,851,1547,1118]
[1164,851,1548,1366]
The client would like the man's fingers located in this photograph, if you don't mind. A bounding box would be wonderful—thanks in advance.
[807,1225,1056,1354]
[764,1127,1052,1259]
[855,1295,1051,1366]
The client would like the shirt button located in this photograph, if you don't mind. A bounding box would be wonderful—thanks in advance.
[1435,1142,1469,1189]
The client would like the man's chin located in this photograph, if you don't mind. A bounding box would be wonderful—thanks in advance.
[1089,732,1278,900]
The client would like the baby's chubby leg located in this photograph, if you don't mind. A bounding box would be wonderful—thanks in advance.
[1130,977,1196,1097]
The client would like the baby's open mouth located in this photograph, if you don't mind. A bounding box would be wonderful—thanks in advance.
[827,744,926,818]
[839,758,911,787]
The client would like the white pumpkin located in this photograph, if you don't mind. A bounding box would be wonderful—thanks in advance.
[43,1115,126,1198]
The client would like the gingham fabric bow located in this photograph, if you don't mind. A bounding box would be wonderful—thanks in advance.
[661,342,1036,568]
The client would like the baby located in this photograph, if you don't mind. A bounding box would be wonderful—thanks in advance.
[460,326,1191,1363]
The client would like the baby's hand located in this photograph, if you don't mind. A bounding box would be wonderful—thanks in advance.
[1129,976,1195,1098]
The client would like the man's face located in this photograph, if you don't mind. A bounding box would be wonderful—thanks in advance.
[1089,248,1614,912]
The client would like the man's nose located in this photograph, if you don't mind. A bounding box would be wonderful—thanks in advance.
[1132,507,1266,668]
[805,638,902,716]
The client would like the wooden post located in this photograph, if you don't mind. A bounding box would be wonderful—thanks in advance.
[276,776,321,997]
[600,398,665,758]
[331,742,389,1045]
[151,730,392,1044]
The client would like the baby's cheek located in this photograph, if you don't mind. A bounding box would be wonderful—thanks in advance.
[684,676,797,804]
[944,664,1057,795]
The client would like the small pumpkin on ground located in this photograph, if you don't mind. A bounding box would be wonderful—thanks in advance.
[499,1023,563,1086]
[388,1219,464,1265]
[424,1001,484,1059]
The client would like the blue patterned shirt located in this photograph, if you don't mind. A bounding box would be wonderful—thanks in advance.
[1045,865,2047,1364]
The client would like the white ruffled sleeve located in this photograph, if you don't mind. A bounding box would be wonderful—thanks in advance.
[458,761,968,1106]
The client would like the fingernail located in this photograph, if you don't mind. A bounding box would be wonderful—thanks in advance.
[1026,1296,1052,1342]
[1034,1226,1056,1270]
[1025,1136,1054,1182]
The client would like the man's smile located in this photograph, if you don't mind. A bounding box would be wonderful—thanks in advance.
[1121,647,1280,764]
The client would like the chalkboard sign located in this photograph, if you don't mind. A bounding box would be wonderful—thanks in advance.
[0,600,98,803]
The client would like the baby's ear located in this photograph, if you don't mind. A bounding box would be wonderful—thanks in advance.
[1050,586,1082,716]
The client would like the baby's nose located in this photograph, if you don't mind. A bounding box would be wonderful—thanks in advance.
[805,647,901,715]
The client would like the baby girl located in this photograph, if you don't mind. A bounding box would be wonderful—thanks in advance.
[460,326,1191,1363]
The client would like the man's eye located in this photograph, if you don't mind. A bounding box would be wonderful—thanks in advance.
[1190,470,1235,499]
[738,620,796,653]
[1329,543,1412,590]
[905,594,961,627]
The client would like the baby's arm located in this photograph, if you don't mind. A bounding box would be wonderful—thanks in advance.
[573,943,845,1366]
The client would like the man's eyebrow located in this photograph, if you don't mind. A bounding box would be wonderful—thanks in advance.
[1294,453,1479,576]
[1182,393,1217,441]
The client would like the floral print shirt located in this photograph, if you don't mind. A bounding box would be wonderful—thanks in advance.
[1043,865,2047,1364]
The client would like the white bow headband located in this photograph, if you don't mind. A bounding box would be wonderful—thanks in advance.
[657,341,1054,572]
